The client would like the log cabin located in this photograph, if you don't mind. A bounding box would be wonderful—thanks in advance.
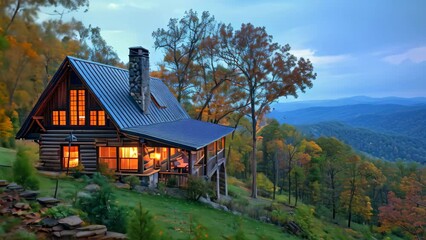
[16,47,233,197]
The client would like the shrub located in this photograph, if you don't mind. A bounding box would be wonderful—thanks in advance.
[257,173,274,197]
[166,176,177,187]
[186,176,214,201]
[44,205,86,220]
[72,163,85,179]
[124,175,140,189]
[76,175,128,233]
[98,162,115,180]
[294,205,317,239]
[127,202,157,240]
[12,146,39,190]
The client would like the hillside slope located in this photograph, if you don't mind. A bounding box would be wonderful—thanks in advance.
[298,122,426,164]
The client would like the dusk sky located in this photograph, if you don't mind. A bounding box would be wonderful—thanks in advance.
[46,0,426,101]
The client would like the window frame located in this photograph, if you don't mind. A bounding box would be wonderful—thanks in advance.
[70,89,86,126]
[52,110,67,126]
[98,146,117,170]
[90,110,106,126]
[119,147,139,171]
[62,145,80,169]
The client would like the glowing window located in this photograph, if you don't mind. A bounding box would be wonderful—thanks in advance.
[99,147,117,170]
[70,90,85,125]
[52,111,66,126]
[90,110,106,126]
[119,147,138,171]
[63,146,79,168]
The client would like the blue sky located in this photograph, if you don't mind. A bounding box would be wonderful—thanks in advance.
[49,0,426,101]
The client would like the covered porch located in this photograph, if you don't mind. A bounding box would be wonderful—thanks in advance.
[122,119,233,195]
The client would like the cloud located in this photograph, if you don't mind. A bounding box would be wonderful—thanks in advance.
[291,49,351,65]
[107,3,122,10]
[383,46,426,65]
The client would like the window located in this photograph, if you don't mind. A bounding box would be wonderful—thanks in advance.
[90,110,106,126]
[217,138,224,151]
[63,146,79,168]
[52,110,66,125]
[70,90,85,125]
[99,147,117,170]
[207,142,216,159]
[119,147,138,171]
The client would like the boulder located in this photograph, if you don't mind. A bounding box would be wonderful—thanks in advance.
[58,215,83,229]
[59,230,78,237]
[37,197,60,206]
[20,190,39,200]
[114,182,130,189]
[0,180,9,187]
[75,227,107,238]
[52,225,64,231]
[41,217,58,227]
[84,183,100,192]
[100,231,127,239]
[6,183,24,192]
[14,202,31,210]
[77,225,107,231]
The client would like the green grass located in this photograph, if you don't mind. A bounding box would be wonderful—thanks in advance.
[0,147,15,166]
[35,175,296,240]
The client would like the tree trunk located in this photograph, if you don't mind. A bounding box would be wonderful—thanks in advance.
[250,92,257,198]
[331,172,336,220]
[288,163,292,204]
[273,151,278,200]
[295,174,298,206]
[347,181,356,228]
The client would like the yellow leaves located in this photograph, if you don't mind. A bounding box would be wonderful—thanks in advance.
[0,108,13,139]
[6,35,39,59]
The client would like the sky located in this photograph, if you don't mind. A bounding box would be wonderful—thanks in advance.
[44,0,426,101]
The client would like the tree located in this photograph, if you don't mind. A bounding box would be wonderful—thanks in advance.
[127,202,157,240]
[378,173,426,239]
[340,155,385,228]
[317,137,350,220]
[219,23,316,198]
[281,124,304,204]
[153,10,215,103]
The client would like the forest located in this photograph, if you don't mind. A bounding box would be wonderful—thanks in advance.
[0,1,425,239]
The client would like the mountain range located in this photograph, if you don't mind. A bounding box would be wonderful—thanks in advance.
[268,96,426,164]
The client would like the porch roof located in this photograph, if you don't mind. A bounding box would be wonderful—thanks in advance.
[122,119,234,151]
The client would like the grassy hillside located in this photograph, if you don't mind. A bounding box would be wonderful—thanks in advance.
[0,147,15,166]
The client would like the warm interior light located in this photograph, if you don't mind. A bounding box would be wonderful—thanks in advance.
[63,146,79,168]
[153,153,161,160]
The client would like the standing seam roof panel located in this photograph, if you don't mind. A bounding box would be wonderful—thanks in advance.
[68,57,190,129]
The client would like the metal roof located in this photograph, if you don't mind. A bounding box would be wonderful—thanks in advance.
[68,57,190,129]
[122,119,235,150]
[17,56,234,149]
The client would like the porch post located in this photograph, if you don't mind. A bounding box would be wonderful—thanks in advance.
[138,140,144,174]
[188,150,192,175]
[203,146,208,176]
[216,168,220,200]
[167,148,171,171]
[223,164,228,196]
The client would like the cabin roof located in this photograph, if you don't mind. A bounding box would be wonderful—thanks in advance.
[68,57,190,128]
[17,56,233,149]
[122,119,234,151]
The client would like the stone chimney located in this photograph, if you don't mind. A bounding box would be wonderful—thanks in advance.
[129,47,150,114]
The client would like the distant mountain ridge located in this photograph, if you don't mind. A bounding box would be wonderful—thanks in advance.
[268,96,426,163]
[272,96,426,112]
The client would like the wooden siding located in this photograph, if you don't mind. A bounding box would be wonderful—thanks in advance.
[39,129,122,172]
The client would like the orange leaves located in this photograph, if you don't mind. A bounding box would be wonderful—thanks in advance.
[378,177,426,238]
[6,36,39,60]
